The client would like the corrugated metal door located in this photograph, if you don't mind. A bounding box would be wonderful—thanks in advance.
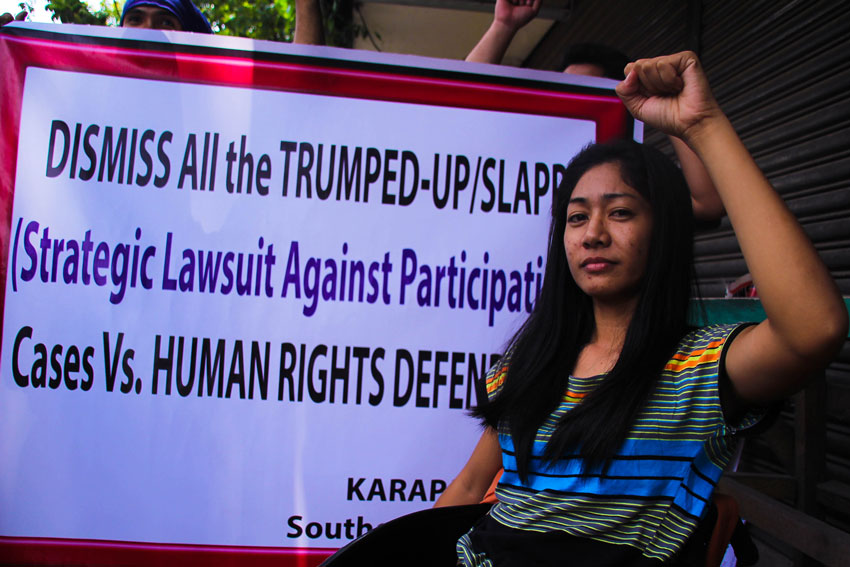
[526,0,850,549]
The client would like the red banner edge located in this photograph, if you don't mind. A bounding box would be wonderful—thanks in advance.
[0,536,336,566]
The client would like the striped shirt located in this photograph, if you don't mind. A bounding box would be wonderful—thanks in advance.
[458,323,761,565]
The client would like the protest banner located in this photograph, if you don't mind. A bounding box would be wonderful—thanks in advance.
[0,22,634,564]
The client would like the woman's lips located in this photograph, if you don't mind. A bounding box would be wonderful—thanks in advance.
[581,257,616,273]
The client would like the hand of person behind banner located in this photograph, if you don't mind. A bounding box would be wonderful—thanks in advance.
[0,10,27,26]
[494,0,541,32]
[616,51,723,143]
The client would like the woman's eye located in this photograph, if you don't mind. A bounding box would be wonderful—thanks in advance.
[567,213,587,224]
[611,209,634,219]
[159,17,179,29]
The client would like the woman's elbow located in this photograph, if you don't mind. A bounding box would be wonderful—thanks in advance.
[796,303,848,368]
[819,305,847,359]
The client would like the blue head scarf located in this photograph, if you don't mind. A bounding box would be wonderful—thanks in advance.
[120,0,213,34]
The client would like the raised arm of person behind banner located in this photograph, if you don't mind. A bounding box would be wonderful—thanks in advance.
[436,51,846,566]
[465,0,541,65]
[294,0,325,45]
[465,0,723,223]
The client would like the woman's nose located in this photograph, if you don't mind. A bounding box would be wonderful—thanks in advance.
[582,216,610,248]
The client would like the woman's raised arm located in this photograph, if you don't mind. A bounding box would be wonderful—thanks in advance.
[616,52,847,408]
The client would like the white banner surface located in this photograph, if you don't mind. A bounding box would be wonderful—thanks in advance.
[1,61,597,548]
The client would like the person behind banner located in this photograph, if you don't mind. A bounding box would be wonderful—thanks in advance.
[3,0,324,45]
[435,51,846,565]
[120,0,212,34]
[466,0,723,224]
[1,0,212,32]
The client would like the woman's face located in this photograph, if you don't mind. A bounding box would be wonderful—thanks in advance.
[564,162,653,303]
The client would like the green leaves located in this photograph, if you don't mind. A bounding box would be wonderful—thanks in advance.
[43,0,122,25]
[197,1,295,43]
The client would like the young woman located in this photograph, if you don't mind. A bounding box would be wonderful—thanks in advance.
[436,51,847,565]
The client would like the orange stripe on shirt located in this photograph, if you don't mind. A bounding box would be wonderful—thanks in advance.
[665,348,722,372]
[669,339,724,361]
[563,390,588,403]
[486,365,510,394]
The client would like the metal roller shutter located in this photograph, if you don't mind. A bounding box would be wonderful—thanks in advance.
[525,0,850,558]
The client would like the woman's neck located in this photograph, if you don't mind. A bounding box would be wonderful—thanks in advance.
[594,292,638,341]
[572,297,637,377]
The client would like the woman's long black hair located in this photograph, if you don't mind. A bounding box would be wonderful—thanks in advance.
[474,139,695,481]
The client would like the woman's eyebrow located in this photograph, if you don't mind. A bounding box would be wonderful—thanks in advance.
[568,193,640,205]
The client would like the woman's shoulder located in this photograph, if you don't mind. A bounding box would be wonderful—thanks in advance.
[664,323,754,376]
[479,351,512,402]
[677,323,754,353]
